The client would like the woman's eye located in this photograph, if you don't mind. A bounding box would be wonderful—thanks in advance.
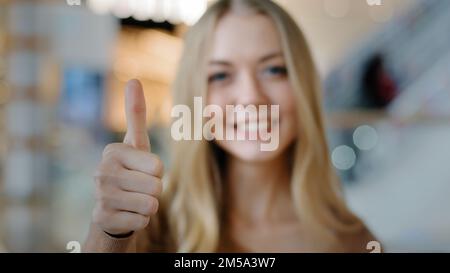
[208,72,229,83]
[264,66,288,76]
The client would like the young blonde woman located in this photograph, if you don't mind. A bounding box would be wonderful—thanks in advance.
[83,0,376,252]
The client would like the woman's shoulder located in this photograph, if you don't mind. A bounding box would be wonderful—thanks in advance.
[336,225,380,253]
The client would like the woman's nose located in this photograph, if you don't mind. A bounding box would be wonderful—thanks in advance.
[234,71,268,106]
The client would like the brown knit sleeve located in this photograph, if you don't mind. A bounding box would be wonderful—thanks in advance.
[82,223,140,253]
[82,213,169,253]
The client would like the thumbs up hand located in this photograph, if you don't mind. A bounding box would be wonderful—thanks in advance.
[92,80,164,237]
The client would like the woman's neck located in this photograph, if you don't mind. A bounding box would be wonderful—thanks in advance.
[224,152,295,226]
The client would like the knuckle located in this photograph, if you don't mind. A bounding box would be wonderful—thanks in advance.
[94,161,122,185]
[152,179,163,196]
[93,170,108,188]
[142,197,158,215]
[97,200,108,212]
[102,143,115,157]
[132,103,146,115]
[96,194,113,211]
[151,155,164,176]
[149,198,159,215]
[102,143,122,159]
[135,216,150,230]
[94,161,108,180]
[142,198,153,215]
[94,177,109,194]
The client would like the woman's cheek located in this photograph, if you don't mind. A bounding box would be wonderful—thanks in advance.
[273,87,298,139]
[269,84,296,114]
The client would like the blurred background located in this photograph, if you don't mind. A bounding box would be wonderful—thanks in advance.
[0,0,449,252]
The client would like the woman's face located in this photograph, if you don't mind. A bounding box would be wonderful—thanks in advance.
[207,12,298,162]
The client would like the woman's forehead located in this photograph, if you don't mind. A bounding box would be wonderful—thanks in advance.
[209,13,283,62]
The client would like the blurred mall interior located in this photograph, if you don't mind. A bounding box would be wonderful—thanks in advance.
[0,0,449,252]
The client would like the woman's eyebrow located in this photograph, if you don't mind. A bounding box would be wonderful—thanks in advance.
[259,52,283,63]
[208,52,283,66]
[209,60,232,66]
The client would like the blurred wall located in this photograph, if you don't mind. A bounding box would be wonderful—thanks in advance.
[276,0,416,75]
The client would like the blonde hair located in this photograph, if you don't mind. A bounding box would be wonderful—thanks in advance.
[152,0,365,252]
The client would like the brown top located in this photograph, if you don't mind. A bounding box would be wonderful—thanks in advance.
[82,221,378,253]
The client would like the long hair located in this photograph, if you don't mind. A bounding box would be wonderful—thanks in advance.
[152,0,365,252]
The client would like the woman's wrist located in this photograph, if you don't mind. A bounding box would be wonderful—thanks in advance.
[104,230,135,239]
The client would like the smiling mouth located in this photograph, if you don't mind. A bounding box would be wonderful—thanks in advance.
[230,118,278,133]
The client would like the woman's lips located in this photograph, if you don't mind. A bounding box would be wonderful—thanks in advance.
[228,119,278,135]
[236,120,268,132]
